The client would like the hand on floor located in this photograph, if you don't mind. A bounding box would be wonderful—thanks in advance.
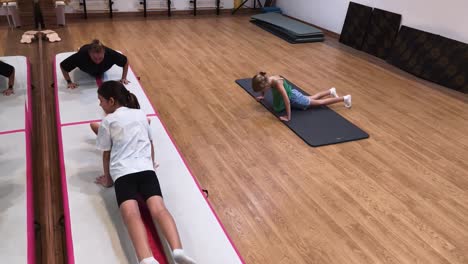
[67,82,78,89]
[95,174,114,188]
[2,88,14,96]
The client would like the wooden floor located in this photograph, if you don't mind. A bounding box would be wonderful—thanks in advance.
[2,15,468,264]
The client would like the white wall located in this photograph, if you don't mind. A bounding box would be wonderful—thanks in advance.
[276,0,468,43]
[65,0,235,12]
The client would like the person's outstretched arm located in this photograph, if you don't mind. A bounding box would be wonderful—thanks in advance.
[8,69,14,89]
[95,151,113,187]
[102,151,111,179]
[150,140,159,169]
[60,65,78,89]
[150,140,155,164]
[95,120,113,187]
[120,60,129,84]
[109,49,129,84]
[3,69,15,96]
[60,56,79,89]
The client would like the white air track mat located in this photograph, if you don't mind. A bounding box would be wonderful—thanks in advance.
[0,56,34,263]
[55,52,244,264]
[0,56,29,132]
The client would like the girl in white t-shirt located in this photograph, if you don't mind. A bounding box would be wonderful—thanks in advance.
[93,81,196,264]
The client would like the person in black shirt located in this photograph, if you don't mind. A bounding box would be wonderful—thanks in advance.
[0,61,15,96]
[60,39,129,89]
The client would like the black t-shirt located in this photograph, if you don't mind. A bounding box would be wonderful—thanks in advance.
[0,61,14,78]
[60,44,128,77]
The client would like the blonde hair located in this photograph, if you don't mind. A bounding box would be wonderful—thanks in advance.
[252,71,269,92]
[89,39,105,53]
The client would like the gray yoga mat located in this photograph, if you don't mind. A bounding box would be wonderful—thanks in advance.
[251,13,323,37]
[235,78,369,147]
[251,19,324,44]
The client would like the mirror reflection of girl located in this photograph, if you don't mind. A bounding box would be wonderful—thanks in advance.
[0,61,15,96]
[252,72,352,121]
[93,81,196,264]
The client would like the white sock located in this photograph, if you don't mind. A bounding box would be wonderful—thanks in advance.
[140,256,159,264]
[173,249,196,264]
[344,95,352,108]
[329,87,338,98]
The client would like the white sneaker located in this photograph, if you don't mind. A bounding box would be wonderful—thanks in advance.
[344,95,352,108]
[329,87,338,98]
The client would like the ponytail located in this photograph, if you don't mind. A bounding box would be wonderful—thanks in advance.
[127,92,140,109]
[98,81,140,109]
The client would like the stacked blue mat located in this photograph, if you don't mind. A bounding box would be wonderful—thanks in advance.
[262,7,282,14]
[250,13,324,44]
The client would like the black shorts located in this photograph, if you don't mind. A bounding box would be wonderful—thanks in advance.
[114,170,162,207]
[0,61,14,78]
